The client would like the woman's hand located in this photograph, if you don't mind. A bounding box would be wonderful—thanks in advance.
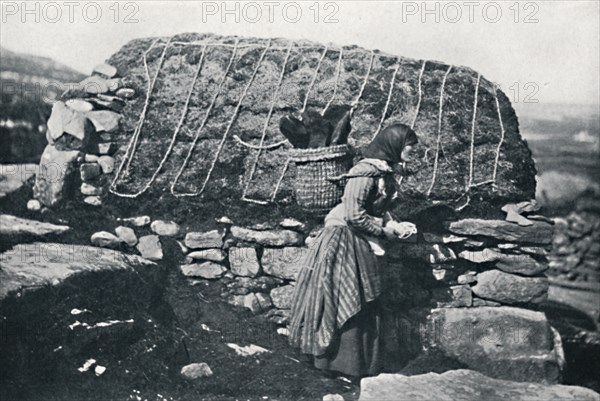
[381,226,397,241]
[386,220,418,240]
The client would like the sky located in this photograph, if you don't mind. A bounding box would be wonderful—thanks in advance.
[1,0,599,107]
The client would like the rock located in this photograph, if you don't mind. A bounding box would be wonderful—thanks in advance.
[114,226,138,246]
[81,183,103,196]
[26,199,42,211]
[84,154,99,162]
[227,293,271,313]
[472,297,501,307]
[80,163,101,182]
[431,285,472,307]
[92,63,118,78]
[79,75,110,94]
[215,216,233,224]
[86,110,121,132]
[46,101,94,148]
[266,309,290,325]
[448,219,554,245]
[106,78,121,92]
[230,226,304,247]
[91,231,122,248]
[459,249,547,276]
[472,270,548,304]
[66,99,94,112]
[225,276,284,294]
[497,243,518,250]
[423,233,467,243]
[116,88,135,99]
[426,307,564,383]
[87,95,125,112]
[505,209,534,226]
[390,243,456,263]
[119,215,151,227]
[229,247,261,277]
[457,271,477,284]
[180,363,213,379]
[83,196,102,206]
[0,242,154,300]
[226,343,271,356]
[33,145,81,207]
[187,249,226,263]
[279,218,306,231]
[0,215,70,236]
[261,247,308,279]
[97,142,117,155]
[150,220,181,237]
[358,370,599,401]
[106,33,535,210]
[184,230,225,249]
[270,284,295,309]
[180,262,227,279]
[323,395,344,401]
[136,235,163,260]
[501,200,541,215]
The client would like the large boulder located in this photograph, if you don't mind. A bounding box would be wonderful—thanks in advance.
[100,33,534,214]
[33,144,80,207]
[0,215,70,237]
[0,242,154,300]
[359,370,599,401]
[425,307,564,383]
[471,270,548,304]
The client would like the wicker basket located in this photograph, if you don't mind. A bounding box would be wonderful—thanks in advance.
[289,144,354,214]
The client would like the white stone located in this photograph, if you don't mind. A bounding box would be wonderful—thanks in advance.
[115,226,138,246]
[91,231,122,248]
[98,156,115,174]
[81,183,103,196]
[150,220,181,237]
[119,216,151,227]
[180,363,213,379]
[26,199,42,211]
[83,196,102,206]
[137,235,163,261]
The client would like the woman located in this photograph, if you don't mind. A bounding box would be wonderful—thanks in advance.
[288,123,418,380]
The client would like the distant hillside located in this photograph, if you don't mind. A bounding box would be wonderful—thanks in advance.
[0,47,85,163]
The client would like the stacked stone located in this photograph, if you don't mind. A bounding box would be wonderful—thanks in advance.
[32,63,130,208]
[381,200,566,383]
[549,211,600,283]
[178,217,308,322]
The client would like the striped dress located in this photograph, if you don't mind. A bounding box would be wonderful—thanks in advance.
[288,159,395,377]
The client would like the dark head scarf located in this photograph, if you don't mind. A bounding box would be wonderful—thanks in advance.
[362,123,418,164]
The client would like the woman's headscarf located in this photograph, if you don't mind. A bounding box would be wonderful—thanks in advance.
[362,123,418,164]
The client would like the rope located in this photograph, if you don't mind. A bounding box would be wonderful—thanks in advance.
[426,65,453,197]
[300,46,328,114]
[170,40,239,197]
[232,136,288,150]
[411,60,426,129]
[467,73,481,189]
[492,85,505,185]
[350,50,375,115]
[321,48,343,115]
[112,44,207,198]
[174,39,272,197]
[126,38,173,171]
[270,158,292,202]
[372,60,400,140]
[109,38,168,197]
[242,43,294,204]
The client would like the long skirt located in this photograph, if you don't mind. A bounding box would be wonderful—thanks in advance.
[288,225,382,377]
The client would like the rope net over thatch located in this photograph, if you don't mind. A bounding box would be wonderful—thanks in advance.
[103,33,536,214]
